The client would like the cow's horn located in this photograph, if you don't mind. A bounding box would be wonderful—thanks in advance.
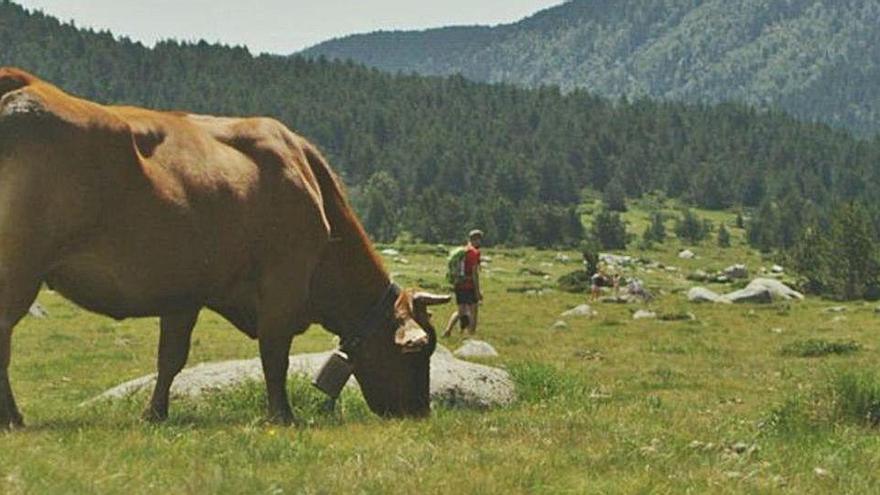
[414,292,452,306]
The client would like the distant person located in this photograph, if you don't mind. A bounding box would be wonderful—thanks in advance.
[590,269,606,302]
[443,229,484,337]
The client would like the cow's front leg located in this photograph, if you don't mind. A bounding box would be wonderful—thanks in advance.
[258,324,296,425]
[143,309,200,422]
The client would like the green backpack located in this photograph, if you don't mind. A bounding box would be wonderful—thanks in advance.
[446,247,468,286]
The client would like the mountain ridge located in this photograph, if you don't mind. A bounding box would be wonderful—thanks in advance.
[303,0,880,136]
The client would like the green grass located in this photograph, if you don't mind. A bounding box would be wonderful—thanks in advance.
[2,204,880,493]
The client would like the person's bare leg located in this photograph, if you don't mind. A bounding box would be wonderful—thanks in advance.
[468,303,479,335]
[443,310,459,337]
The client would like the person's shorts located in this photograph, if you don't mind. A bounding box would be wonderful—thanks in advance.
[455,288,478,305]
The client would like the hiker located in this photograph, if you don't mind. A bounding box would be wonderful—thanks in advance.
[590,269,606,301]
[443,229,484,337]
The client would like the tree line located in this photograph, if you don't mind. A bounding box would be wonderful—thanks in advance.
[2,1,880,255]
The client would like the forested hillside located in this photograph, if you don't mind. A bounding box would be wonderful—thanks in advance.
[2,1,880,248]
[304,0,880,136]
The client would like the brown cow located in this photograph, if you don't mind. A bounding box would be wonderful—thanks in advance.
[0,67,450,428]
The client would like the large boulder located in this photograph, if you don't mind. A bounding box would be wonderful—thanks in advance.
[745,278,804,301]
[87,346,515,410]
[719,287,773,304]
[688,287,724,303]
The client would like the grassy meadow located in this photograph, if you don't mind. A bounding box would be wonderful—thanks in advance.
[2,202,880,494]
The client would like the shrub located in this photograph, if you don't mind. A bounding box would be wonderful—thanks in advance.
[557,270,590,293]
[509,362,586,403]
[831,371,880,426]
[780,339,861,357]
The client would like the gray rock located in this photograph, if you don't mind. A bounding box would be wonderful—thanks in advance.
[561,304,596,318]
[688,287,724,303]
[719,287,773,304]
[28,302,48,318]
[678,249,696,260]
[380,248,400,256]
[771,265,785,274]
[599,253,634,266]
[723,264,749,280]
[633,310,657,320]
[454,339,499,359]
[825,306,847,313]
[86,346,515,410]
[687,270,710,282]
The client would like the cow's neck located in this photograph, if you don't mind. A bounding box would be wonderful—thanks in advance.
[311,216,391,337]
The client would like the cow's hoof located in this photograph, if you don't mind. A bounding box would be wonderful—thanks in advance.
[0,413,24,431]
[142,407,168,423]
[319,398,337,415]
[267,410,298,426]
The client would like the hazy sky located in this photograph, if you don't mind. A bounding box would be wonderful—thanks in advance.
[16,0,565,55]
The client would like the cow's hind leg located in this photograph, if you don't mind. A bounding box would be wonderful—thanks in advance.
[143,309,200,422]
[0,279,40,429]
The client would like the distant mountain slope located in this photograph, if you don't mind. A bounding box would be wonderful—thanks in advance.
[303,0,880,136]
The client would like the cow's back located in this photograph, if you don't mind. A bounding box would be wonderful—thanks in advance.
[41,103,330,319]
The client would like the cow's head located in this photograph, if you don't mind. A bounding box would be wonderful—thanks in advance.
[352,290,450,417]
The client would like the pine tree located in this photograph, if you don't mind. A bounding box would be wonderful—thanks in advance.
[603,176,627,212]
[674,209,709,244]
[592,207,628,250]
[717,223,731,248]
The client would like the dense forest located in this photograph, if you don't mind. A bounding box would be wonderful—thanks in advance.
[305,0,880,137]
[2,1,880,252]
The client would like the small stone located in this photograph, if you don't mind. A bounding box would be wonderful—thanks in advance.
[551,320,569,330]
[771,265,785,274]
[678,249,695,259]
[723,264,749,279]
[825,306,847,313]
[731,442,749,454]
[554,253,572,263]
[380,248,400,256]
[633,310,657,320]
[814,467,831,478]
[771,327,784,334]
[454,340,499,359]
[561,305,596,318]
[29,302,49,318]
